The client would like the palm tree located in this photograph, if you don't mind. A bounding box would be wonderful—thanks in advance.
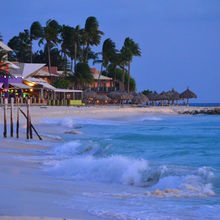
[79,28,87,62]
[109,52,122,90]
[123,38,141,93]
[68,62,94,89]
[120,46,130,91]
[8,30,31,62]
[94,38,117,91]
[84,16,104,63]
[39,19,61,74]
[72,25,81,70]
[60,25,74,70]
[30,21,42,63]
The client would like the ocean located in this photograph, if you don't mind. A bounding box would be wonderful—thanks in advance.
[35,113,220,220]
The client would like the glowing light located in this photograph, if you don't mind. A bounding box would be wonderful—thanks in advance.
[25,81,36,87]
[30,89,33,92]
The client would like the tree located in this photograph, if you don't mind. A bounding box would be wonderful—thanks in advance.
[0,49,13,77]
[142,89,152,97]
[106,65,136,91]
[30,21,42,63]
[53,78,69,89]
[122,37,141,93]
[60,25,74,71]
[8,30,31,62]
[32,46,68,71]
[94,38,117,91]
[72,25,81,70]
[109,52,122,90]
[120,45,131,91]
[84,16,104,62]
[68,62,93,89]
[39,19,61,74]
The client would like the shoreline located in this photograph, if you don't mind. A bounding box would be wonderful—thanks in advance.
[0,139,101,220]
[1,105,220,127]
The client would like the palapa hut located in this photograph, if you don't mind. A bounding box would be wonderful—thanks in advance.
[167,88,180,106]
[83,89,97,104]
[107,91,121,103]
[108,91,133,104]
[180,88,197,106]
[148,91,158,106]
[158,91,169,105]
[132,93,149,105]
[95,95,109,104]
[120,91,133,101]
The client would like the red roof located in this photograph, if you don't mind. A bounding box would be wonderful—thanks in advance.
[90,68,99,74]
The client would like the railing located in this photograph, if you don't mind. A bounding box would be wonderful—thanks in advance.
[91,87,119,92]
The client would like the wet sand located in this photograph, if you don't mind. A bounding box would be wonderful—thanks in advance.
[0,140,100,220]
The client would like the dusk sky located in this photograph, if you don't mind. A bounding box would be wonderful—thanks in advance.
[1,0,220,102]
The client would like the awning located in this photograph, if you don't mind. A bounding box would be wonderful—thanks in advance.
[25,77,56,90]
[6,61,20,69]
[55,89,83,93]
[38,82,56,90]
[10,83,31,89]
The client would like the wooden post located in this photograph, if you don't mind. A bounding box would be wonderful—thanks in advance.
[10,97,14,137]
[26,98,30,139]
[20,109,42,140]
[16,98,19,138]
[3,98,8,138]
[29,102,33,139]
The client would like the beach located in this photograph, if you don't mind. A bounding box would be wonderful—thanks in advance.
[0,105,220,220]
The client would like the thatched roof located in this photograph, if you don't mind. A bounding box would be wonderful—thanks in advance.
[107,91,122,100]
[167,88,180,100]
[108,91,133,100]
[96,95,109,101]
[130,91,138,97]
[132,93,149,104]
[157,91,169,100]
[83,90,97,99]
[180,88,197,99]
[148,91,158,101]
[120,91,133,100]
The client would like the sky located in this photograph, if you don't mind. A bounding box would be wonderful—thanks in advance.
[1,0,220,102]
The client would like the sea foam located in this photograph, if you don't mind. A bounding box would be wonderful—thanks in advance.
[46,141,216,197]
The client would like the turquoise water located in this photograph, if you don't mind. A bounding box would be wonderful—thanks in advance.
[41,114,220,220]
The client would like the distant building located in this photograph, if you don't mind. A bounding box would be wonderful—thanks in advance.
[90,68,116,93]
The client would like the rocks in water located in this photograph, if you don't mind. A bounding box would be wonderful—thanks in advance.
[145,189,182,197]
[64,130,82,135]
[179,108,220,115]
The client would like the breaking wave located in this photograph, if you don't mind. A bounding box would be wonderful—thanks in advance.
[46,141,216,197]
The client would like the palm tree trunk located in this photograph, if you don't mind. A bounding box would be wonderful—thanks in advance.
[74,42,77,71]
[30,40,33,63]
[97,62,103,92]
[85,42,89,63]
[127,61,131,93]
[122,64,125,91]
[71,58,73,71]
[47,44,51,75]
[81,44,85,62]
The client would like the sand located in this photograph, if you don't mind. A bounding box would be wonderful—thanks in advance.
[0,105,177,125]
